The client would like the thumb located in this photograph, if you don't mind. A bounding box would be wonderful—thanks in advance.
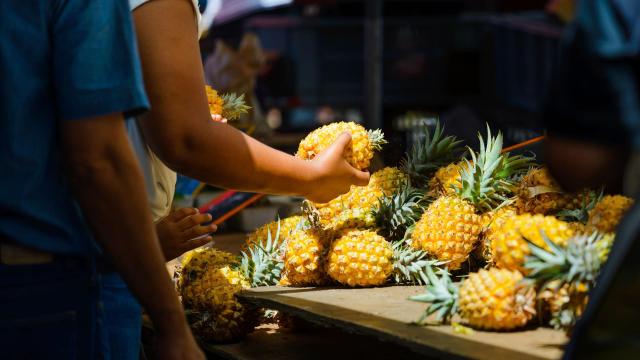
[327,132,353,156]
[351,169,370,186]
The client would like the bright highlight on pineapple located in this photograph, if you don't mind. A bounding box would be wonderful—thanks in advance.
[174,120,634,344]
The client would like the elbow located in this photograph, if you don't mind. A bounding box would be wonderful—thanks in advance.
[149,132,198,174]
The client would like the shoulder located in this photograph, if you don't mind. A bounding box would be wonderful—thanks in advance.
[129,0,202,36]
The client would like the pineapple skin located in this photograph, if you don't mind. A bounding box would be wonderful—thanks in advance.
[245,215,305,249]
[178,248,257,344]
[282,229,329,286]
[327,229,393,287]
[181,266,258,343]
[315,167,407,231]
[459,268,536,331]
[206,85,224,116]
[297,122,376,170]
[478,206,517,263]
[427,162,465,197]
[490,214,574,273]
[410,196,482,270]
[587,195,634,233]
[514,167,584,215]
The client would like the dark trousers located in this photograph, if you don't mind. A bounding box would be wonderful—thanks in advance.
[0,258,102,359]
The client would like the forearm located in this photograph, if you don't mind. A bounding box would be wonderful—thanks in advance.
[65,132,185,331]
[157,120,315,195]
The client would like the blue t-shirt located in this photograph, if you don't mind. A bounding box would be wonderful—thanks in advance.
[0,0,149,255]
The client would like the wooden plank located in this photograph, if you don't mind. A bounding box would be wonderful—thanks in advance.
[204,325,432,360]
[240,286,567,360]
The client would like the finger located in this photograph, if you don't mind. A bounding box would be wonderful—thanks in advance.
[211,114,221,121]
[177,213,212,231]
[332,132,353,155]
[184,223,217,240]
[351,169,370,186]
[182,236,213,253]
[168,207,198,222]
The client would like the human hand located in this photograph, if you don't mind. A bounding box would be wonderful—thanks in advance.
[211,114,228,123]
[156,208,217,261]
[305,132,370,203]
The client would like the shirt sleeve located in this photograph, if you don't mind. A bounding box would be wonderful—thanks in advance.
[52,0,149,121]
[543,0,640,149]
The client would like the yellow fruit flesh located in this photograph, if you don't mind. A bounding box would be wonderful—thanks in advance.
[327,230,393,287]
[297,122,374,170]
[411,196,481,270]
[490,214,574,273]
[282,229,328,286]
[459,268,535,331]
[587,195,634,233]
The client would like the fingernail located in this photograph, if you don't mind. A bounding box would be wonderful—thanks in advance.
[193,208,199,214]
[210,225,217,231]
[206,214,213,221]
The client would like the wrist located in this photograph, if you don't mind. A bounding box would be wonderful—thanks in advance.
[150,307,189,336]
[297,159,321,198]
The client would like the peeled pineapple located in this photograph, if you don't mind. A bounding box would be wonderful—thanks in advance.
[281,228,329,286]
[411,196,482,270]
[490,214,574,273]
[411,267,536,331]
[178,248,257,343]
[586,195,634,233]
[296,122,386,170]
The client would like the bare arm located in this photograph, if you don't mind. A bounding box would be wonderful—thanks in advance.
[61,114,203,359]
[132,0,368,203]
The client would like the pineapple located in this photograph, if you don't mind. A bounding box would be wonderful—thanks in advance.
[373,184,425,241]
[205,85,251,121]
[178,248,258,343]
[427,161,466,198]
[514,167,585,215]
[281,228,329,286]
[411,267,536,331]
[490,214,574,273]
[296,122,386,170]
[326,229,438,287]
[411,196,481,270]
[245,215,307,248]
[310,167,407,232]
[238,221,286,287]
[478,206,517,263]
[525,232,611,331]
[411,126,531,270]
[586,195,634,233]
[401,120,464,188]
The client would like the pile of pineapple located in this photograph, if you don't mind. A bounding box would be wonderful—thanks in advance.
[176,120,635,344]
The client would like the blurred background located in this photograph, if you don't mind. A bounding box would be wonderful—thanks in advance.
[198,0,574,164]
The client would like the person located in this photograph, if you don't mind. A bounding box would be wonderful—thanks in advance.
[98,0,371,357]
[0,0,204,358]
[543,0,640,358]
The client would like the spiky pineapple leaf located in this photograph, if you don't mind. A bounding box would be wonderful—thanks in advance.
[556,190,602,223]
[221,93,251,120]
[238,220,285,287]
[401,119,464,187]
[391,241,441,285]
[374,185,426,241]
[367,129,387,150]
[409,266,458,325]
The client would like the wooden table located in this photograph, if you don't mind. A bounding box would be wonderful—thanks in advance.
[239,286,568,360]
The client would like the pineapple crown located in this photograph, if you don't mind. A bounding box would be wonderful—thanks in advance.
[238,220,285,287]
[367,129,388,151]
[524,231,606,289]
[373,184,426,241]
[401,119,464,187]
[221,93,251,120]
[556,190,602,223]
[391,241,441,285]
[455,125,532,212]
[409,266,458,325]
